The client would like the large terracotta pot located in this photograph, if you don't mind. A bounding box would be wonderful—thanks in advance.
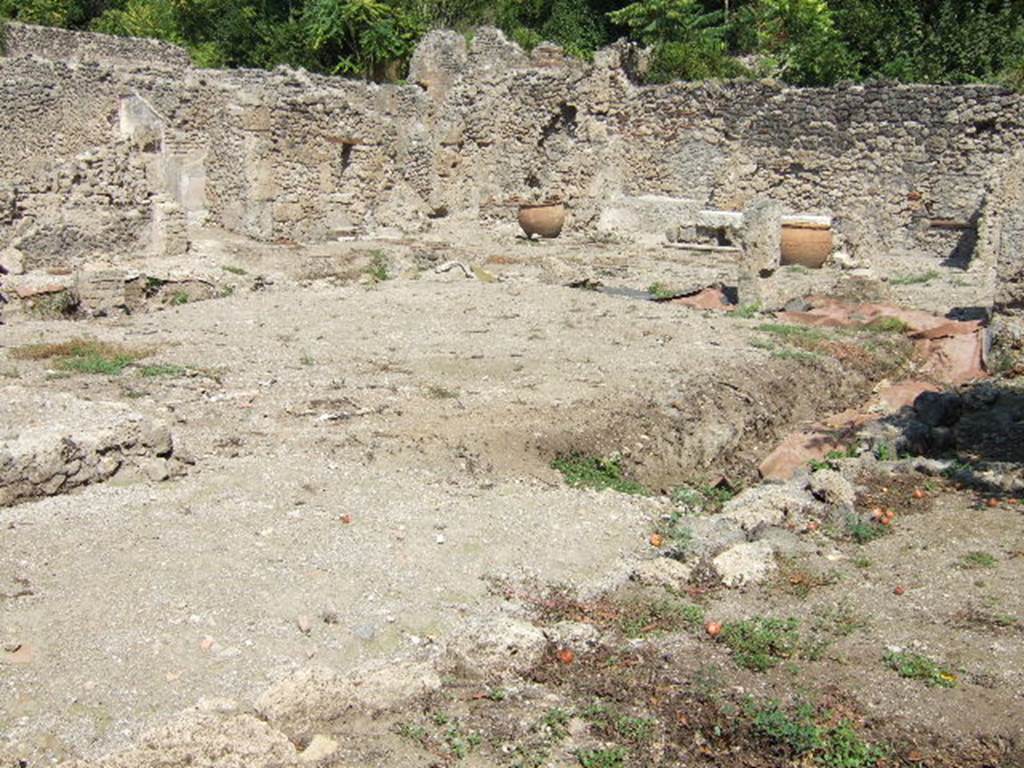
[781,223,832,268]
[518,203,566,238]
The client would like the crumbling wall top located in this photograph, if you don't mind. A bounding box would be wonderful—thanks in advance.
[2,21,191,71]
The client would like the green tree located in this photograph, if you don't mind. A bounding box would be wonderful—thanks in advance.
[736,0,855,84]
[303,0,422,78]
[609,0,741,80]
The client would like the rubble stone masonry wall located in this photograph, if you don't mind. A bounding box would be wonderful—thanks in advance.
[2,23,1023,279]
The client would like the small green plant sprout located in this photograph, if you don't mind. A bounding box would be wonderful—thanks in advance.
[958,550,998,569]
[551,454,648,495]
[670,481,735,513]
[575,746,628,768]
[222,264,247,275]
[366,250,391,282]
[808,446,859,472]
[883,650,957,688]
[842,513,890,544]
[139,363,187,378]
[721,617,801,672]
[646,281,678,299]
[538,707,572,740]
[889,269,939,286]
[170,291,190,305]
[300,352,315,366]
[654,508,694,559]
[873,442,896,461]
[734,302,761,318]
[487,687,507,701]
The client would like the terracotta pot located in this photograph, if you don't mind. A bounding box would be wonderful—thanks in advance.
[518,203,566,238]
[781,224,832,268]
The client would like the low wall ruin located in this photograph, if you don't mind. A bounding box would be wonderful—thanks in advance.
[1,23,1023,285]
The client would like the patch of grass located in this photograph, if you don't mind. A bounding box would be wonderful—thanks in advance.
[139,364,187,378]
[864,316,910,334]
[756,323,827,341]
[647,281,678,299]
[808,446,860,472]
[853,555,872,569]
[576,747,627,768]
[395,722,428,742]
[832,513,890,544]
[426,384,459,399]
[958,550,998,569]
[654,509,693,559]
[617,595,703,638]
[169,291,190,305]
[222,265,247,275]
[300,352,315,366]
[487,687,507,702]
[552,454,648,496]
[721,617,801,672]
[366,250,391,282]
[734,302,761,318]
[772,347,822,363]
[744,699,885,767]
[670,482,736,513]
[890,269,939,286]
[874,442,896,461]
[538,708,572,741]
[812,602,867,639]
[11,338,151,376]
[883,650,957,688]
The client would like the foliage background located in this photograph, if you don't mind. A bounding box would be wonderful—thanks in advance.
[2,0,1024,87]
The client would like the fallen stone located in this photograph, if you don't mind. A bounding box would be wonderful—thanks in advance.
[256,660,441,744]
[445,614,548,678]
[807,470,856,509]
[0,386,186,506]
[630,557,694,589]
[299,735,338,763]
[720,483,819,531]
[96,710,297,768]
[297,615,312,635]
[712,540,777,587]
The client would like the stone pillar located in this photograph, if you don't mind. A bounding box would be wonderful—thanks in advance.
[736,199,782,307]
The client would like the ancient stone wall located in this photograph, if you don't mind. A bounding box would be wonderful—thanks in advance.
[2,21,190,70]
[1,23,1022,277]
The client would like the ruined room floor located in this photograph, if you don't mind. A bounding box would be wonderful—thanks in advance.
[0,230,1015,765]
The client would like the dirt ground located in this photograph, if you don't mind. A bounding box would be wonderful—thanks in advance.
[1,225,1020,767]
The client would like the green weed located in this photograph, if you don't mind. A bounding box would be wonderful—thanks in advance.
[744,699,885,767]
[576,747,627,768]
[756,323,827,341]
[958,550,998,569]
[539,708,572,740]
[552,454,648,495]
[222,264,247,275]
[139,364,187,378]
[170,291,190,305]
[864,316,910,334]
[670,482,736,513]
[721,617,801,672]
[734,302,761,318]
[617,596,703,638]
[366,250,391,282]
[883,650,957,688]
[12,338,151,376]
